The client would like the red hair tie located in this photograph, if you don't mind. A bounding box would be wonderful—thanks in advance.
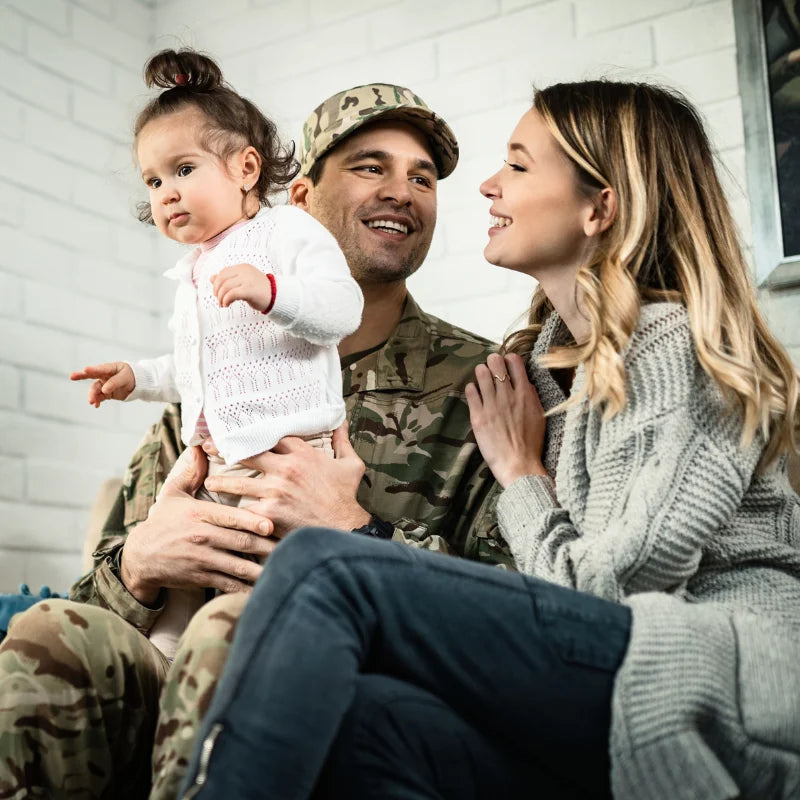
[175,73,189,86]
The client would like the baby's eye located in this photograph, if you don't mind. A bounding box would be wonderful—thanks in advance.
[147,177,162,189]
[177,164,194,177]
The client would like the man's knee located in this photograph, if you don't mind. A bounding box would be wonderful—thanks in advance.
[0,600,167,800]
[6,597,79,636]
[154,594,249,798]
[179,592,248,650]
[2,599,105,672]
[1,599,167,695]
[171,592,248,676]
[164,593,248,728]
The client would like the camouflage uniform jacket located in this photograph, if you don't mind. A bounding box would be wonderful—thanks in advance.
[69,294,513,633]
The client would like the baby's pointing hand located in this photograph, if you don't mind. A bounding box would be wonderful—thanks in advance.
[69,361,135,407]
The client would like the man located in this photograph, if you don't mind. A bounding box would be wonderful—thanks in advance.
[0,84,510,799]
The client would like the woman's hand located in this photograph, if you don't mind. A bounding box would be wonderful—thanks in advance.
[466,352,548,489]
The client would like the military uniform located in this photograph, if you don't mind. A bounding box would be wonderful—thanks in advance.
[0,295,511,799]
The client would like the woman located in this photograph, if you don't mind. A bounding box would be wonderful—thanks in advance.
[178,81,800,800]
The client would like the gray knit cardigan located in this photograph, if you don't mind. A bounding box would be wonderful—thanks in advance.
[496,303,800,800]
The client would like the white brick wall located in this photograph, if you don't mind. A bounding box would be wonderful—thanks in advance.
[0,0,797,592]
[0,0,161,592]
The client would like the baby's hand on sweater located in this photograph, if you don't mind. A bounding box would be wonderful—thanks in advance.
[212,263,274,313]
[70,361,135,407]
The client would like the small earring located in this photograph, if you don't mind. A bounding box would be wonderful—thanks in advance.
[242,184,250,193]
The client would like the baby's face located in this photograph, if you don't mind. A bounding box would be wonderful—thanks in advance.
[137,108,246,244]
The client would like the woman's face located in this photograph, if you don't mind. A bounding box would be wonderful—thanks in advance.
[480,108,596,279]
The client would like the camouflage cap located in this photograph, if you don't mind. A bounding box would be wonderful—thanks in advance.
[298,83,459,179]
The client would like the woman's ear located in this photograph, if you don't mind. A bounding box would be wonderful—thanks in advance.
[584,187,617,237]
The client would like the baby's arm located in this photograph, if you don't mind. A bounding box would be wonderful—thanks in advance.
[70,362,135,407]
[264,206,363,344]
[209,207,362,343]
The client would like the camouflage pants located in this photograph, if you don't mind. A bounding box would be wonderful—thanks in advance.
[0,595,244,800]
[150,593,245,800]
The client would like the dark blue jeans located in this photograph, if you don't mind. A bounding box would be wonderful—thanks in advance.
[178,528,631,800]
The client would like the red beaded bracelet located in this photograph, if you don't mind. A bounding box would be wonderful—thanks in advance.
[262,273,277,314]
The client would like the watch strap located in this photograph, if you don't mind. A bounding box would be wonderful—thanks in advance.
[351,514,394,540]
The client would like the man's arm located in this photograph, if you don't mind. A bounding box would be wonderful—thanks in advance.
[68,405,276,634]
[202,424,515,570]
[69,404,185,628]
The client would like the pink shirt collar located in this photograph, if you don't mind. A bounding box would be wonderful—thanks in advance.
[200,217,251,252]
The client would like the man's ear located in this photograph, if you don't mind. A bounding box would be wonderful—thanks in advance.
[239,146,262,187]
[583,187,617,237]
[290,177,312,210]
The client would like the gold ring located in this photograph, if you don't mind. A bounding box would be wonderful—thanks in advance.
[493,373,508,383]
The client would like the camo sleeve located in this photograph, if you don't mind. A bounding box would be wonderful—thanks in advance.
[343,299,516,570]
[69,404,185,633]
[384,434,513,568]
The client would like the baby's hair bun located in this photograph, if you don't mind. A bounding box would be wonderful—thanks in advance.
[144,48,222,92]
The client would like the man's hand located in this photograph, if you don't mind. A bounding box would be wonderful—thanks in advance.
[70,362,136,407]
[211,263,273,312]
[120,446,279,606]
[202,422,370,538]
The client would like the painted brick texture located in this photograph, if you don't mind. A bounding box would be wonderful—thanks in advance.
[0,0,161,592]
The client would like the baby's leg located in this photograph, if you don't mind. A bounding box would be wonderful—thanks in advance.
[203,458,262,508]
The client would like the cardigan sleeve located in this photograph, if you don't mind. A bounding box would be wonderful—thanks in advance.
[265,206,364,346]
[496,307,765,602]
[127,353,181,403]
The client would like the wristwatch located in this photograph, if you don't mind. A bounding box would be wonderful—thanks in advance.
[351,514,394,540]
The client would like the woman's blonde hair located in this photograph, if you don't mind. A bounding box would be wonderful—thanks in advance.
[502,80,799,465]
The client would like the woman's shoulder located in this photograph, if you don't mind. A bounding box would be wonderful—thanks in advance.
[618,302,699,415]
[627,302,692,358]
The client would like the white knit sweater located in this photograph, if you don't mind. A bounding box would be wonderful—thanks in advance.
[496,303,800,799]
[128,206,363,465]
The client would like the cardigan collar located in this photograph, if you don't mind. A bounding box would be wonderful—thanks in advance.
[528,309,573,477]
[162,210,267,282]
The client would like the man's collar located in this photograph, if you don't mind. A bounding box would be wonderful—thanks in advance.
[342,294,428,394]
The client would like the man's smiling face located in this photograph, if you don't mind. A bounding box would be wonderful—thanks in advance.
[300,120,438,286]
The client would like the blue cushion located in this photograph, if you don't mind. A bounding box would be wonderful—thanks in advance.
[0,585,63,643]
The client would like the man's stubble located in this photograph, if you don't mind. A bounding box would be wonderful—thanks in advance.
[310,194,435,286]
